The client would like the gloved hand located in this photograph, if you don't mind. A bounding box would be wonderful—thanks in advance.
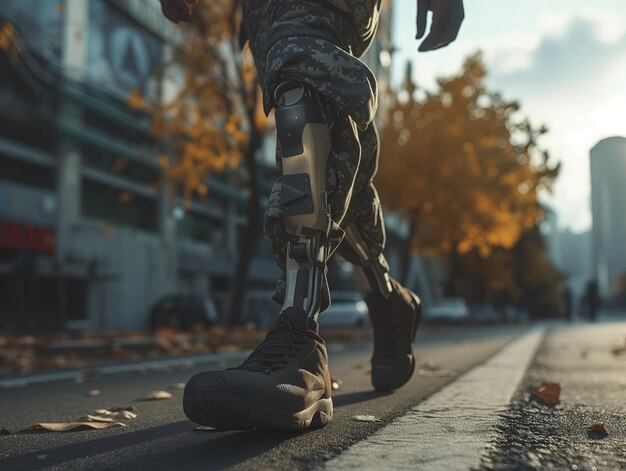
[159,0,196,23]
[416,0,465,52]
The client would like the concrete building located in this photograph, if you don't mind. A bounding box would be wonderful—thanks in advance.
[0,0,280,333]
[0,0,411,333]
[590,136,626,299]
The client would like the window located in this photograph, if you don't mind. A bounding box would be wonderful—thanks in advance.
[81,177,158,231]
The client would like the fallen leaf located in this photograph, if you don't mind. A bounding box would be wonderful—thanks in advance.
[587,423,609,437]
[0,426,12,435]
[87,389,101,397]
[422,360,440,371]
[93,409,137,420]
[530,382,561,406]
[169,382,186,390]
[352,415,381,423]
[330,376,342,391]
[20,422,126,433]
[78,415,117,423]
[141,390,172,401]
[417,368,456,378]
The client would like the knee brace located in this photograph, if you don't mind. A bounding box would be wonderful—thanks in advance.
[274,81,342,320]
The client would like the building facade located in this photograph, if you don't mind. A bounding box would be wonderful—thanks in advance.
[0,0,282,333]
[590,136,626,299]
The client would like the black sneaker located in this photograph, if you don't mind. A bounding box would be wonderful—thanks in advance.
[365,278,421,391]
[183,308,333,430]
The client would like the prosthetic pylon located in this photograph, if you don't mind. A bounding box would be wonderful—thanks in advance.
[274,81,342,321]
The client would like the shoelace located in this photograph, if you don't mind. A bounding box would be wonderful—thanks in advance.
[239,315,306,374]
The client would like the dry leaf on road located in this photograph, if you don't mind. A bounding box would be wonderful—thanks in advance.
[352,415,381,423]
[78,415,117,423]
[530,382,561,406]
[422,360,441,371]
[93,409,138,420]
[0,426,12,435]
[587,423,609,437]
[140,390,173,401]
[19,422,126,433]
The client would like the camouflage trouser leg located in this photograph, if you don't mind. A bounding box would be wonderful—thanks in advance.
[241,0,387,304]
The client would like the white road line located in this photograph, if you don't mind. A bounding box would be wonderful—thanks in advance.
[324,328,545,471]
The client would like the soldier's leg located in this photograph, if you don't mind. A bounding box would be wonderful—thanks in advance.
[266,96,363,320]
[337,123,422,391]
[336,124,392,297]
[256,1,381,320]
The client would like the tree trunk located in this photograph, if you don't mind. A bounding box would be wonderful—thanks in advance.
[227,130,262,326]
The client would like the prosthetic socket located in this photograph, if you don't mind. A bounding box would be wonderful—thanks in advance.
[274,81,391,321]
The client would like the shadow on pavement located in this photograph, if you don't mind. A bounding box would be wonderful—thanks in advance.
[6,391,392,470]
[120,428,315,470]
[333,389,391,407]
[4,420,318,471]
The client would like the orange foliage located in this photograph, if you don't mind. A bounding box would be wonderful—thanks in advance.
[378,53,560,257]
[129,0,267,202]
[0,22,21,62]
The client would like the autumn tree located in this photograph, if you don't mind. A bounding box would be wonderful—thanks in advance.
[134,0,267,325]
[377,53,560,286]
[453,227,565,317]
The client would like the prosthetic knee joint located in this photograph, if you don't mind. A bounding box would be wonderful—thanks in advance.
[274,81,340,320]
[342,223,393,298]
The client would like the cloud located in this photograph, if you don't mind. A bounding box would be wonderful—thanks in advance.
[490,16,626,101]
[483,14,626,231]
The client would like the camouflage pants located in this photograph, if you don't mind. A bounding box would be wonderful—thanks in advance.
[242,0,388,304]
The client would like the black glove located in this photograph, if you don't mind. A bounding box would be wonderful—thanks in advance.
[416,0,465,52]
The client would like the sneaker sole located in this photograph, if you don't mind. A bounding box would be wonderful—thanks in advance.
[183,378,333,431]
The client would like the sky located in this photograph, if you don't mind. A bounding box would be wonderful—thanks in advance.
[391,0,626,234]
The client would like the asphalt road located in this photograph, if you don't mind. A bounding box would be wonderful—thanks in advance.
[1,322,624,470]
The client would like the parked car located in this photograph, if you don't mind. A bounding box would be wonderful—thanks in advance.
[318,291,369,327]
[425,298,470,322]
[471,303,500,323]
[148,294,219,331]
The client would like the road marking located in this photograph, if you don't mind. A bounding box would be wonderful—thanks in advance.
[323,328,545,471]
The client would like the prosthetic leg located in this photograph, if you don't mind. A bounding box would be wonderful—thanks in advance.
[274,81,342,321]
[342,222,393,298]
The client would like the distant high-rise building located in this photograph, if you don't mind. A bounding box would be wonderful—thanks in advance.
[590,136,626,298]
